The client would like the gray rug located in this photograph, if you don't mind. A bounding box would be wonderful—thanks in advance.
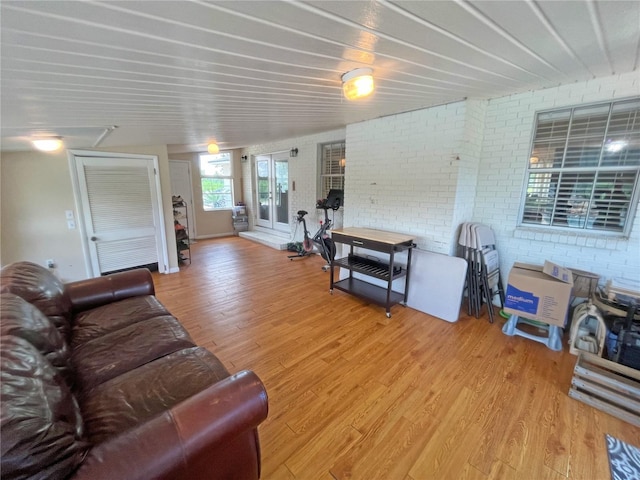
[607,434,640,480]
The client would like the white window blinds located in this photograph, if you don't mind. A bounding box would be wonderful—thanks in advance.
[521,98,640,233]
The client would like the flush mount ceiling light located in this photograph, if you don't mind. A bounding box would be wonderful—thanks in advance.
[32,137,64,152]
[341,67,374,100]
[207,143,220,154]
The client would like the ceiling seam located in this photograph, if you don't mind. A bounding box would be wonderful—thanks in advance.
[3,40,488,92]
[4,65,457,102]
[3,4,514,87]
[287,0,522,84]
[380,0,549,81]
[526,0,595,77]
[92,0,519,85]
[586,0,614,74]
[455,0,568,79]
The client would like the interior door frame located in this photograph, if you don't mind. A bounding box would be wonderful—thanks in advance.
[255,155,272,229]
[169,159,196,240]
[254,151,289,233]
[68,149,170,278]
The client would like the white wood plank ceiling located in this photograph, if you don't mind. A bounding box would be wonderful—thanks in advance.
[1,1,639,153]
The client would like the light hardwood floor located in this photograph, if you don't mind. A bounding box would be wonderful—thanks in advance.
[152,236,639,480]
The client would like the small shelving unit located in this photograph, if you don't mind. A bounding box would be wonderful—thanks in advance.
[173,198,191,264]
[232,205,249,234]
[330,227,415,318]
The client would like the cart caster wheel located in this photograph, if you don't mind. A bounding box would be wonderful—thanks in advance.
[386,312,391,318]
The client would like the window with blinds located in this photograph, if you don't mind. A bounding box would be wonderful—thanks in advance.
[520,98,640,234]
[319,141,345,200]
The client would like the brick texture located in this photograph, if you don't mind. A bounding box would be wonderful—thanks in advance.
[241,71,639,286]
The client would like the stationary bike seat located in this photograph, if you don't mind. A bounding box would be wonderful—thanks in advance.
[297,210,308,216]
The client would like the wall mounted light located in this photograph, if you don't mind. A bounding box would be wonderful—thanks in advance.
[32,137,64,152]
[241,155,248,162]
[341,67,374,100]
[290,147,298,157]
[207,143,220,154]
[340,158,346,168]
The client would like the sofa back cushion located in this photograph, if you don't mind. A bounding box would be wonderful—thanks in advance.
[1,335,88,480]
[0,293,74,385]
[0,261,73,340]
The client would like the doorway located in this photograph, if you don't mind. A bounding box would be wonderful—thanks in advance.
[255,152,289,232]
[169,160,196,240]
[69,150,169,277]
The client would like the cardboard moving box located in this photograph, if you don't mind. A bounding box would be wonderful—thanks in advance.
[504,261,574,327]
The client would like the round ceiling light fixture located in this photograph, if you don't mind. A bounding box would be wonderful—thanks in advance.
[207,143,220,154]
[341,67,374,100]
[32,137,64,152]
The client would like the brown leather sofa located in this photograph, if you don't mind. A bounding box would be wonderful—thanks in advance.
[0,261,268,480]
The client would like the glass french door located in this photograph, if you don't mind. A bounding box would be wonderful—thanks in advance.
[255,152,289,232]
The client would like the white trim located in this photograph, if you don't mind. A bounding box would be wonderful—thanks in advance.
[195,232,235,240]
[67,149,169,277]
[169,159,197,239]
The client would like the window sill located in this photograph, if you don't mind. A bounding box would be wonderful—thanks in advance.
[513,226,630,250]
[202,208,234,212]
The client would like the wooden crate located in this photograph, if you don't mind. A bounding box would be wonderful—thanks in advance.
[569,352,640,427]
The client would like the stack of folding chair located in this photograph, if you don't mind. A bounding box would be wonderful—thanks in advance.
[457,223,505,323]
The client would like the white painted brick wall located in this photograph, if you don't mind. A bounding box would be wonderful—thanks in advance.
[451,99,487,240]
[240,128,345,242]
[344,102,467,254]
[238,72,639,288]
[473,71,640,285]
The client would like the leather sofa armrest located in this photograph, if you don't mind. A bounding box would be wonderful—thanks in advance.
[70,370,268,480]
[65,269,155,313]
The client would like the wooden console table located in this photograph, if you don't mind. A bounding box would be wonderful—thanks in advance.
[329,227,415,317]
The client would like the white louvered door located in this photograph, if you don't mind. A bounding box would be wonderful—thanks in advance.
[75,156,164,275]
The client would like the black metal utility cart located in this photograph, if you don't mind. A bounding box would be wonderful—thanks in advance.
[329,227,415,318]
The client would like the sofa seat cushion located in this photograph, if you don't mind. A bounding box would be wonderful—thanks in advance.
[80,347,230,443]
[72,315,196,392]
[72,295,170,347]
[0,293,74,384]
[1,336,88,480]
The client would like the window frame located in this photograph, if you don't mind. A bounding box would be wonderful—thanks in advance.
[318,141,346,202]
[517,97,640,237]
[198,151,234,211]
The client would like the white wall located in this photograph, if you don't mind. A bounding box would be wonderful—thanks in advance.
[452,99,486,233]
[1,145,179,281]
[344,101,470,254]
[240,128,346,243]
[0,150,86,281]
[3,73,637,287]
[473,71,640,284]
[169,149,244,239]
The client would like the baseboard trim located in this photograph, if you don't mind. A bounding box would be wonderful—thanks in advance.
[194,232,236,240]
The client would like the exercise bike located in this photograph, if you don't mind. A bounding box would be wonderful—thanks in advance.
[288,189,343,270]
